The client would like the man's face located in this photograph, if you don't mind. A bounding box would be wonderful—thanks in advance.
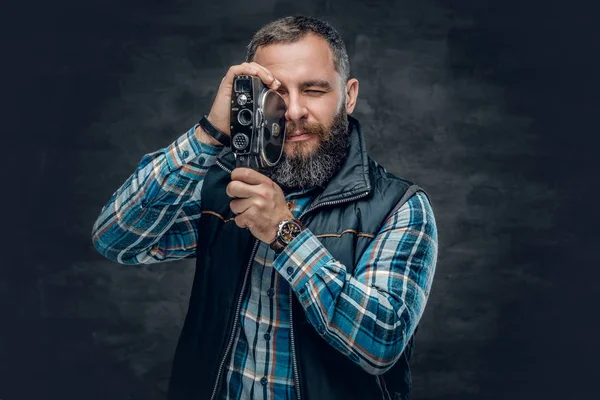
[254,34,346,159]
[251,34,359,190]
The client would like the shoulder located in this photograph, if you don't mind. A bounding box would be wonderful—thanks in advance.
[368,156,415,187]
[367,156,433,208]
[384,191,437,245]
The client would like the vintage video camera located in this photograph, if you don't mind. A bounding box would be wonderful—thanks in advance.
[230,75,287,170]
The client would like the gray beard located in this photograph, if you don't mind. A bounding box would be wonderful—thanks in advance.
[264,110,351,192]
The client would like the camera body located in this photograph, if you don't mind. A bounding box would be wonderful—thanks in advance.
[230,75,287,171]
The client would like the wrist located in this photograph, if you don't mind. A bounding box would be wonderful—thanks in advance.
[198,115,231,147]
[195,125,224,147]
[206,114,230,135]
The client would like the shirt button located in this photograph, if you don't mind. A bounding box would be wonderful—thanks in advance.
[260,377,268,386]
[267,288,275,297]
[198,156,205,165]
[182,150,189,158]
[286,266,295,275]
[264,333,271,341]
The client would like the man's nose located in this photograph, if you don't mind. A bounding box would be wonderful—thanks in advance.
[284,93,308,122]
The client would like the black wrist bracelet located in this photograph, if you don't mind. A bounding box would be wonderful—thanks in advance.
[198,115,231,147]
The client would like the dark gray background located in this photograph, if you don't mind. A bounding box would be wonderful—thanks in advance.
[2,0,599,399]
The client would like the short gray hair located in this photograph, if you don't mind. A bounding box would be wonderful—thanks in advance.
[246,16,350,84]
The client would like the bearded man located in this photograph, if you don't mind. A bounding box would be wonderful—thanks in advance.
[92,15,438,400]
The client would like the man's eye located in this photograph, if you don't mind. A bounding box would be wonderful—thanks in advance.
[305,90,326,94]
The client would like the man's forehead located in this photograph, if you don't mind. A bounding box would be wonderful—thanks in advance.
[253,34,339,85]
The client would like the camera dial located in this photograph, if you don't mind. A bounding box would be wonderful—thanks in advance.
[237,94,248,106]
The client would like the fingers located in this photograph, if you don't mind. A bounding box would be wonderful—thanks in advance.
[249,62,281,89]
[226,180,266,199]
[227,168,277,199]
[233,206,258,229]
[234,216,248,230]
[231,168,271,186]
[231,198,265,230]
[230,196,253,229]
[208,62,282,137]
[225,62,281,90]
[230,197,254,215]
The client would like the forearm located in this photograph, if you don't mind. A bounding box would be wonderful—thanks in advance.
[273,192,438,374]
[91,124,223,264]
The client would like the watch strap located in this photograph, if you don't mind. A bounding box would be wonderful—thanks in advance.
[198,115,231,147]
[269,237,287,254]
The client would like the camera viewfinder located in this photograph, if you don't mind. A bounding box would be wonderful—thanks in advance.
[235,78,252,93]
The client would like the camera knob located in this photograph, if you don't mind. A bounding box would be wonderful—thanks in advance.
[237,94,248,106]
[232,133,250,151]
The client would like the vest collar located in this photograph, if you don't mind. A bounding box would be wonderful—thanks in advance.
[215,115,372,205]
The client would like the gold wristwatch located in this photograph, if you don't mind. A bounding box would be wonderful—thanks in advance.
[269,218,306,254]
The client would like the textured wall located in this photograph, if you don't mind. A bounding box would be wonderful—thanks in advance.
[3,0,598,399]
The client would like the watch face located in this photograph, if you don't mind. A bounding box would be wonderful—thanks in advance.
[280,220,303,244]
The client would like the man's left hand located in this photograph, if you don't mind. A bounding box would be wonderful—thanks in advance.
[226,168,294,244]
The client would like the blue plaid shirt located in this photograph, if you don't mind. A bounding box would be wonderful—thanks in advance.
[92,124,438,400]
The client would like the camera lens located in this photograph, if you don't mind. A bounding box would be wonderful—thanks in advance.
[237,109,253,126]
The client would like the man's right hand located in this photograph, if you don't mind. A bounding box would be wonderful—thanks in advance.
[196,62,281,146]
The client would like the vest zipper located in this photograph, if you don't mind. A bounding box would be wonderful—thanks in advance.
[289,285,302,400]
[289,190,371,400]
[216,159,232,174]
[376,375,392,400]
[209,240,260,400]
[298,191,370,220]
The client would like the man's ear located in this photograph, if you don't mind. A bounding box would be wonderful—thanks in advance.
[345,78,359,114]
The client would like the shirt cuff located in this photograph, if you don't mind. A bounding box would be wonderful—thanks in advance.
[272,228,335,290]
[165,124,223,171]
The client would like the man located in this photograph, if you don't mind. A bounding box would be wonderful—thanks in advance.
[92,16,438,400]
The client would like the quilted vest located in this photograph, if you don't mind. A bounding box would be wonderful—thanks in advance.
[168,116,429,400]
